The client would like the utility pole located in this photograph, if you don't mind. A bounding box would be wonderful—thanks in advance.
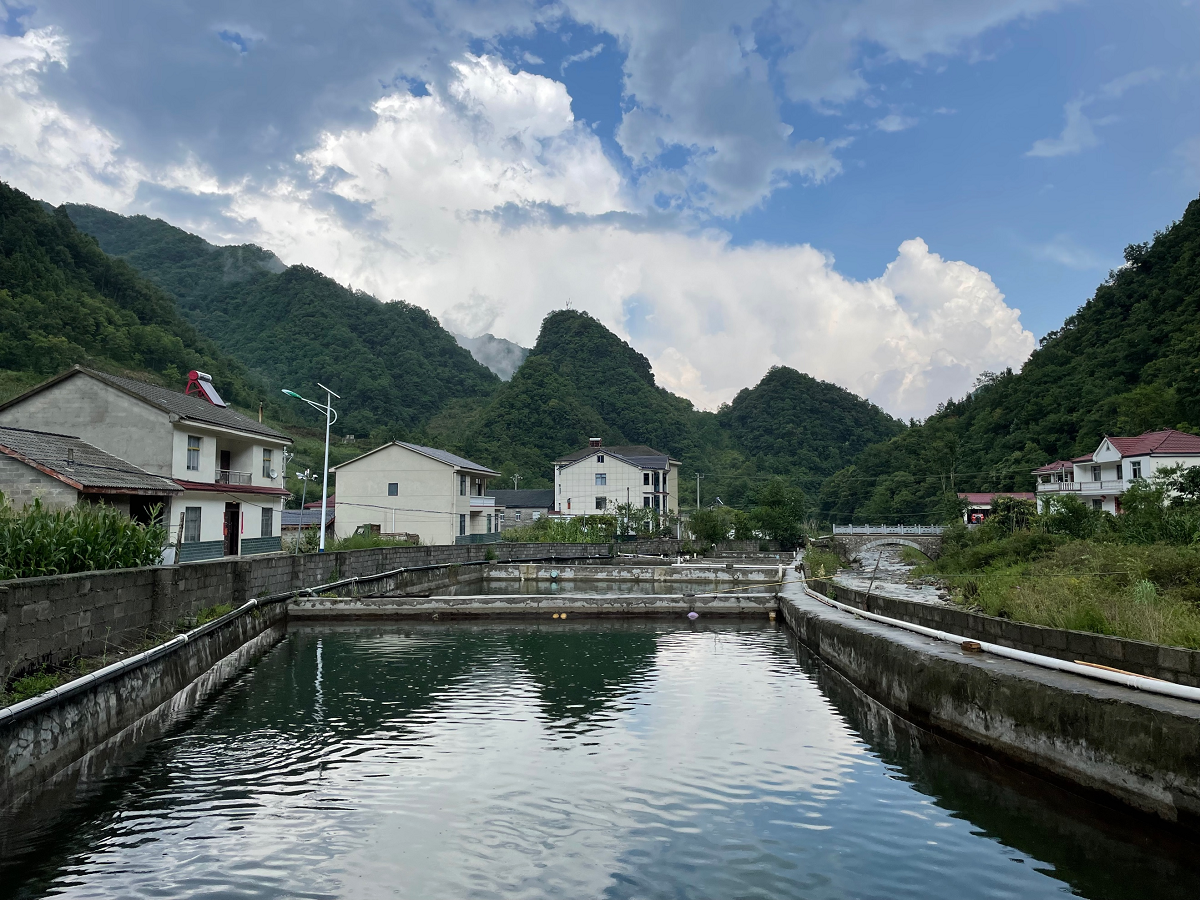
[511,473,523,491]
[696,472,703,510]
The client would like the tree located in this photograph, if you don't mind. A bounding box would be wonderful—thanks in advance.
[750,477,806,548]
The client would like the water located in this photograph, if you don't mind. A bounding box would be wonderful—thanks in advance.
[3,622,1197,899]
[439,577,774,596]
[829,547,946,604]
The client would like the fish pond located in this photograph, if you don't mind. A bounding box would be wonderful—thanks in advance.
[3,622,1197,899]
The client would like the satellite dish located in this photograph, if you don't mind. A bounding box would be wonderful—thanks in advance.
[269,468,278,480]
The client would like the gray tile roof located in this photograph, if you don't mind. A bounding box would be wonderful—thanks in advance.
[82,368,289,441]
[487,489,554,508]
[0,426,182,494]
[397,442,500,475]
[555,444,674,469]
[282,508,334,528]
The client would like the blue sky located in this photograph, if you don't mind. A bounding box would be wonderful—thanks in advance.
[0,0,1196,415]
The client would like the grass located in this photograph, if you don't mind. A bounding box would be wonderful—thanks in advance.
[919,539,1200,649]
[194,603,234,625]
[804,547,842,579]
[898,545,933,565]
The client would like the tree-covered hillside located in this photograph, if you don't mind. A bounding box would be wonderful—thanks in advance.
[63,204,500,437]
[820,192,1200,524]
[450,310,906,503]
[0,181,269,412]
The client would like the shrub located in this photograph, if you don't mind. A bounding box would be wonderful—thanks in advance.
[0,495,168,580]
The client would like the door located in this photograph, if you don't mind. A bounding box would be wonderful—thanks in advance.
[224,502,240,555]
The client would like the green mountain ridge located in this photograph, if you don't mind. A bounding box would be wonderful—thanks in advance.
[820,192,1200,524]
[62,204,500,437]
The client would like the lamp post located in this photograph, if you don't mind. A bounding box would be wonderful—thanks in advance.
[282,383,340,553]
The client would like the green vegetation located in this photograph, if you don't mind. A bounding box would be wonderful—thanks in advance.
[503,504,678,543]
[194,603,235,625]
[0,495,168,580]
[804,548,843,579]
[329,532,420,551]
[820,193,1200,524]
[63,204,501,436]
[919,474,1200,647]
[0,182,271,410]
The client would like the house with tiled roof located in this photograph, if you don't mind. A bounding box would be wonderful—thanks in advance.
[330,441,501,545]
[956,492,1037,525]
[553,438,680,516]
[1033,429,1200,514]
[0,366,291,561]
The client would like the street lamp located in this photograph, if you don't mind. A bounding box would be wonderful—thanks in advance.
[282,383,340,553]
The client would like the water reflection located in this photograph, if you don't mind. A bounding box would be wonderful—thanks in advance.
[1,622,1196,900]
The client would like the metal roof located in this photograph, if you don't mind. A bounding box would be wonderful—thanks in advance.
[555,444,676,469]
[282,508,335,528]
[332,441,499,476]
[0,426,181,495]
[0,366,289,442]
[487,489,554,508]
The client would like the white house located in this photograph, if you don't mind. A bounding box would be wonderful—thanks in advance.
[1033,429,1200,513]
[330,441,502,545]
[553,439,680,517]
[0,367,291,561]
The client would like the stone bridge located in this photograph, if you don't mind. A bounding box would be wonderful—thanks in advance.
[827,525,943,561]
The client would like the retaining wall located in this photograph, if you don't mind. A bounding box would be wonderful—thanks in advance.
[0,598,287,818]
[812,578,1200,688]
[779,585,1200,830]
[0,541,660,680]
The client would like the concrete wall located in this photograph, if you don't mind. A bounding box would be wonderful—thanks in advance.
[0,541,631,680]
[0,454,79,510]
[811,578,1200,688]
[0,598,287,817]
[779,586,1200,829]
[0,374,175,478]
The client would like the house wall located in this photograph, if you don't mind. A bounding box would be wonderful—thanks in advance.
[0,376,174,477]
[555,455,680,516]
[173,491,283,560]
[170,426,286,489]
[0,455,79,510]
[334,444,459,545]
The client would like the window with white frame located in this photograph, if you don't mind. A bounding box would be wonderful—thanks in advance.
[643,496,651,507]
[595,496,607,510]
[1116,463,1124,480]
[1092,465,1101,481]
[515,511,522,521]
[262,449,273,478]
[595,472,606,486]
[261,507,274,537]
[183,507,201,542]
[1092,499,1103,510]
[388,483,398,496]
[187,436,201,471]
[643,472,650,486]
[596,454,604,463]
[1131,461,1142,480]
[459,475,466,496]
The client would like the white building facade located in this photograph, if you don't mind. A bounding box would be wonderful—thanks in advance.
[1034,430,1200,514]
[553,440,680,517]
[0,366,291,561]
[331,441,502,545]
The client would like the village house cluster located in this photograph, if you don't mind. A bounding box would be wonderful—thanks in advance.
[0,368,680,556]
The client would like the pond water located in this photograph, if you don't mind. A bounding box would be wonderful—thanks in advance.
[438,577,775,597]
[3,622,1197,899]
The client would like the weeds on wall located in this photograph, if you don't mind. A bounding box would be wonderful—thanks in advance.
[0,494,168,580]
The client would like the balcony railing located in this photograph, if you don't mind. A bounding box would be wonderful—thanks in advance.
[831,525,944,535]
[216,469,253,485]
[1038,479,1125,493]
[470,496,496,508]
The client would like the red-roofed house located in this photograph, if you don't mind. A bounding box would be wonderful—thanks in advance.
[1033,430,1200,514]
[957,492,1037,525]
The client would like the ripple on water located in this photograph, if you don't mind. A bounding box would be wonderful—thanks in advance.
[3,623,1198,900]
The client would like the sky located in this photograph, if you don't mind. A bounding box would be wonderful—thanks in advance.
[0,0,1197,419]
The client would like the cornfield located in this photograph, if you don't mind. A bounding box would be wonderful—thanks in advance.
[0,495,168,580]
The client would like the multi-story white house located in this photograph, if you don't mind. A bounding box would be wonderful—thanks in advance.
[0,366,291,561]
[330,441,502,545]
[553,439,680,516]
[1033,429,1200,513]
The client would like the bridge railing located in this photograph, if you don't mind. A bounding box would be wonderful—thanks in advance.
[830,525,944,535]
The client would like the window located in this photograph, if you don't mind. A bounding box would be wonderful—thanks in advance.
[183,507,201,542]
[459,514,466,536]
[1116,463,1123,480]
[595,472,607,486]
[597,454,604,463]
[1131,461,1142,480]
[1092,499,1104,511]
[532,511,541,520]
[1092,465,1101,482]
[515,511,522,521]
[643,472,650,486]
[459,475,467,496]
[653,495,660,510]
[388,482,398,496]
[474,478,483,496]
[486,514,492,533]
[187,436,201,471]
[653,471,660,490]
[262,449,273,478]
[643,496,651,508]
[595,496,607,510]
[261,507,274,538]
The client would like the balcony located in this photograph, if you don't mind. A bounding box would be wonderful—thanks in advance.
[216,469,253,486]
[470,495,496,508]
[1037,479,1124,494]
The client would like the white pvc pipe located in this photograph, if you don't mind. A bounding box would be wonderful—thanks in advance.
[801,584,1200,704]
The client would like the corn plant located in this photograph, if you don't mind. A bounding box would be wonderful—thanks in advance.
[0,493,168,580]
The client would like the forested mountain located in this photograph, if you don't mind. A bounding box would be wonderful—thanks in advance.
[820,192,1200,524]
[448,310,905,502]
[0,181,269,414]
[63,205,500,437]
